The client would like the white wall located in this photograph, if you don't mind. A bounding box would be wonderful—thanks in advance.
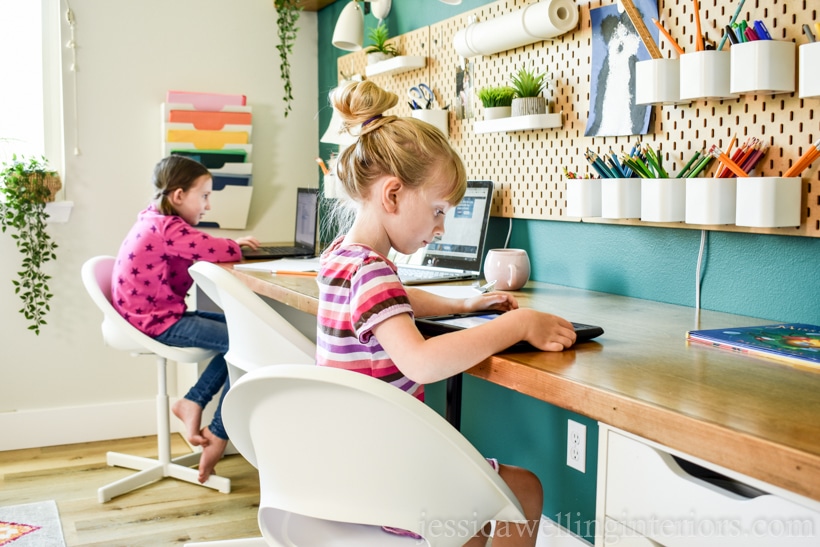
[0,0,319,450]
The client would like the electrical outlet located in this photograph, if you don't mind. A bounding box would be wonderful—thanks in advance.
[566,419,586,473]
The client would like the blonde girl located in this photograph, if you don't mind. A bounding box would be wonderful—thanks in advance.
[316,80,578,546]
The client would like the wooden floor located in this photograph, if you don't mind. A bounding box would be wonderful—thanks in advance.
[0,435,262,546]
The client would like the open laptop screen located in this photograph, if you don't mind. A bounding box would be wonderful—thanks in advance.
[294,188,319,250]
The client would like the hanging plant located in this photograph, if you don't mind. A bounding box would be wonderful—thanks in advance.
[274,0,302,117]
[0,155,60,335]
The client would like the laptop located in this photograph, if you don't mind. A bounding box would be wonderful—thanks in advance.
[395,180,494,285]
[242,187,319,260]
[415,310,604,352]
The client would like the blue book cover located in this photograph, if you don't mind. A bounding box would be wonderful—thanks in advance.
[687,324,820,368]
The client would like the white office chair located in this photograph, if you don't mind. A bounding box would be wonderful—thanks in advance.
[221,364,527,547]
[188,261,316,384]
[81,256,231,503]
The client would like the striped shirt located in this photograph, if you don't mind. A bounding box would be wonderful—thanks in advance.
[316,237,423,400]
[111,204,241,336]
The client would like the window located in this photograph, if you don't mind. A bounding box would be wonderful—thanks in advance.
[0,0,63,172]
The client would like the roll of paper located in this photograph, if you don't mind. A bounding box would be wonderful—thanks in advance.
[453,0,578,58]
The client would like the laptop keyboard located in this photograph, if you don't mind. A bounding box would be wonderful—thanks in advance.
[245,246,308,257]
[397,267,468,282]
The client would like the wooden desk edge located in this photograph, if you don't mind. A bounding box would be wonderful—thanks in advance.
[470,356,820,503]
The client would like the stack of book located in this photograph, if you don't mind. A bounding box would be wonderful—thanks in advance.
[161,90,253,229]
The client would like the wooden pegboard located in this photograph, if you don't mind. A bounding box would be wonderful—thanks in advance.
[338,0,819,238]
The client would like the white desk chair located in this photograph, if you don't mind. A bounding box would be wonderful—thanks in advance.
[81,256,231,503]
[220,365,527,547]
[188,262,315,384]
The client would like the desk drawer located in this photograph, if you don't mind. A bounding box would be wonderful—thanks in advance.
[605,431,820,546]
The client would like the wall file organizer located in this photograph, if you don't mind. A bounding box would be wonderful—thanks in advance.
[162,92,254,229]
[336,0,819,238]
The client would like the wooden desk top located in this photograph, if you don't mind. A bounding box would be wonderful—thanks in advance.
[226,265,820,503]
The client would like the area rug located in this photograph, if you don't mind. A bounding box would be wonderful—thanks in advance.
[0,500,66,547]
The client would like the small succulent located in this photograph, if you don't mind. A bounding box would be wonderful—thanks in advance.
[477,86,517,108]
[510,66,547,98]
[365,23,399,56]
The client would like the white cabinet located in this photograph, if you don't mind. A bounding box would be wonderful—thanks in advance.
[596,425,820,546]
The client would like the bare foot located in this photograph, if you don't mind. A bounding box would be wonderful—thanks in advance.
[198,426,228,483]
[172,399,208,447]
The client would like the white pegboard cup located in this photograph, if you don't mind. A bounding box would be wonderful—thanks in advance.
[565,178,602,218]
[685,177,737,225]
[640,178,686,222]
[601,178,641,219]
[730,40,795,95]
[735,176,802,228]
[799,42,820,99]
[411,109,450,139]
[636,59,685,105]
[679,50,737,101]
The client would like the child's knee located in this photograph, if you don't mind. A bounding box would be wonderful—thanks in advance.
[499,464,543,509]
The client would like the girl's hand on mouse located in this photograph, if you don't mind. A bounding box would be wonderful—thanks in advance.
[462,292,519,313]
[235,236,261,250]
[519,309,576,351]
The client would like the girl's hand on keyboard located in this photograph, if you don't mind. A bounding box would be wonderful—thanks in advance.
[235,236,261,250]
[461,292,518,314]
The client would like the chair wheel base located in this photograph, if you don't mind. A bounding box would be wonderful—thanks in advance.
[98,450,231,503]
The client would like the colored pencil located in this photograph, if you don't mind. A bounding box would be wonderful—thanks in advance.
[784,139,820,177]
[714,134,738,178]
[711,148,749,177]
[676,150,701,178]
[693,0,705,51]
[651,18,685,55]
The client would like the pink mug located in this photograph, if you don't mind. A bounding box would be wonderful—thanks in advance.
[483,249,530,291]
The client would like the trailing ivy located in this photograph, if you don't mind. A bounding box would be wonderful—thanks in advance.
[274,0,302,117]
[0,155,59,335]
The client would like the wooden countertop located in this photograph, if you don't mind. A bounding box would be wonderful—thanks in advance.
[225,265,820,503]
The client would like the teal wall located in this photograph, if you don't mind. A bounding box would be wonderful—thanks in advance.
[317,1,820,542]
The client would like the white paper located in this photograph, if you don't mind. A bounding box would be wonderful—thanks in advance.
[233,257,320,273]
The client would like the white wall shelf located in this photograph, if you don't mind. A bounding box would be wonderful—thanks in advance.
[45,201,74,223]
[473,112,563,134]
[364,55,426,78]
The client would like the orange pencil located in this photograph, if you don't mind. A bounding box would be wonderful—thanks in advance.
[784,139,820,177]
[651,18,685,55]
[315,157,330,175]
[711,147,748,177]
[715,134,738,178]
[274,270,318,277]
[693,0,704,52]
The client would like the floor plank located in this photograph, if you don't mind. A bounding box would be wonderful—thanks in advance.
[0,435,260,546]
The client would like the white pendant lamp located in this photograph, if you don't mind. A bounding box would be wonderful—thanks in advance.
[439,0,462,4]
[370,0,391,22]
[332,1,364,51]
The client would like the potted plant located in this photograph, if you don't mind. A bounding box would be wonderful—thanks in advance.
[365,22,399,65]
[477,86,516,120]
[0,155,60,334]
[274,0,302,117]
[509,65,548,116]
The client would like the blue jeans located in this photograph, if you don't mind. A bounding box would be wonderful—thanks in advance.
[155,310,230,440]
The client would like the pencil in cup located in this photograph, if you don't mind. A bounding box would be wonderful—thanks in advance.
[709,147,749,177]
[784,139,820,177]
[692,0,705,51]
[717,0,747,50]
[651,18,684,55]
